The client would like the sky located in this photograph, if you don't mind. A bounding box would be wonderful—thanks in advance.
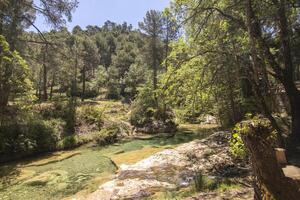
[31,0,171,31]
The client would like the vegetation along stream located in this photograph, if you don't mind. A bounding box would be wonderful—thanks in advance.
[0,125,213,200]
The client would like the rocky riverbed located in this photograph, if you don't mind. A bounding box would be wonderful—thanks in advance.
[81,131,253,200]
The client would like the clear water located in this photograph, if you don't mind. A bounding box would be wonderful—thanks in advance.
[0,127,213,200]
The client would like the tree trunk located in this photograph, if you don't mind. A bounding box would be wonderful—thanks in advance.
[72,50,78,97]
[49,73,55,100]
[283,79,300,145]
[8,0,19,51]
[37,68,42,100]
[42,45,48,101]
[240,119,300,200]
[165,16,169,71]
[152,36,158,105]
[0,86,10,110]
[82,65,86,102]
[276,0,300,146]
[246,0,284,146]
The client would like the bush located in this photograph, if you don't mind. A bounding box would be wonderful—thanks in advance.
[95,125,119,145]
[194,172,218,192]
[230,130,247,159]
[106,85,120,100]
[0,118,64,162]
[28,119,62,152]
[35,101,67,119]
[130,85,177,133]
[58,135,78,149]
[77,105,104,129]
[83,89,99,99]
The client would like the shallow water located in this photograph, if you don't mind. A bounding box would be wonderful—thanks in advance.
[0,126,214,200]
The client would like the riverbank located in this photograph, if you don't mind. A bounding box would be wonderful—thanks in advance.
[0,124,218,200]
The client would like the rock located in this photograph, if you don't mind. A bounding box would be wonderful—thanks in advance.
[88,179,176,200]
[114,150,125,155]
[83,131,251,200]
[118,149,193,184]
[200,115,218,125]
[23,170,68,186]
[135,120,177,134]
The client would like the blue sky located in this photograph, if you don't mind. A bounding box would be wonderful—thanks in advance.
[31,0,171,31]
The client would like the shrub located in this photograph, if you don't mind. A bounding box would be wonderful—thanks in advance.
[95,126,119,145]
[106,85,120,100]
[77,105,104,129]
[28,119,62,152]
[0,118,64,162]
[36,101,67,119]
[59,135,78,149]
[194,172,218,192]
[130,85,177,133]
[230,129,248,159]
[83,89,99,99]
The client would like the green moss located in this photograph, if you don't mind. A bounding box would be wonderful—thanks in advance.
[217,182,240,191]
[230,115,278,159]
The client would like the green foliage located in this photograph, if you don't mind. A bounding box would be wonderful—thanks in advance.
[0,35,32,106]
[230,115,278,159]
[130,84,177,133]
[59,135,78,149]
[95,126,119,145]
[65,98,77,134]
[0,117,64,162]
[124,61,150,99]
[230,130,247,159]
[194,172,218,192]
[77,105,104,129]
[130,85,158,127]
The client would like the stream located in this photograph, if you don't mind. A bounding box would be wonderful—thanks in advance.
[0,125,213,200]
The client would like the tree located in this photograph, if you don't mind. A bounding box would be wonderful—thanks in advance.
[245,0,300,146]
[172,0,300,145]
[81,37,99,101]
[0,35,32,109]
[139,10,164,103]
[0,0,77,105]
[162,8,180,69]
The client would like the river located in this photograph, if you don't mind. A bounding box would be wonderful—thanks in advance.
[0,125,214,200]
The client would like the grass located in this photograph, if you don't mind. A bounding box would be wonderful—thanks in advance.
[148,176,241,200]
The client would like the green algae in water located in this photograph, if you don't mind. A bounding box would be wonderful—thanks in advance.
[0,129,210,200]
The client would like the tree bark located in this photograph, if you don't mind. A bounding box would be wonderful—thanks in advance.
[245,0,284,146]
[82,65,86,102]
[240,119,300,200]
[276,0,300,145]
[151,36,158,105]
[244,0,300,145]
[49,73,55,100]
[42,44,48,101]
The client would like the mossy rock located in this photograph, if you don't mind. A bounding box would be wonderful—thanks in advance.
[23,170,69,186]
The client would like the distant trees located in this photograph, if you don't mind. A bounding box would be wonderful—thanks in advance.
[0,0,77,108]
[17,20,155,103]
[81,37,99,101]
